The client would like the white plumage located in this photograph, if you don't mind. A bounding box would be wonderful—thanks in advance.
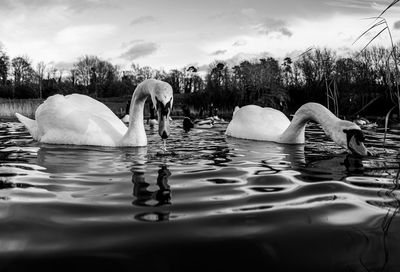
[17,94,126,146]
[16,79,173,147]
[226,102,369,156]
[226,105,289,142]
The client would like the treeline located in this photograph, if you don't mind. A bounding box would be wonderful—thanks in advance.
[0,44,399,118]
[196,46,399,118]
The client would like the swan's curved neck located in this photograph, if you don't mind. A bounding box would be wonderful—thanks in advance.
[278,103,340,144]
[120,84,152,146]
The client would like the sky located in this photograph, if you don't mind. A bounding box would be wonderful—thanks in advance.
[0,0,399,72]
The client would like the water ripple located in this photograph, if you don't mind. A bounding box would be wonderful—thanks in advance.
[0,118,399,270]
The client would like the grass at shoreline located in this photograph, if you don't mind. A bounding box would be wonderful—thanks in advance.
[0,98,191,119]
[0,98,138,119]
[0,99,43,119]
[1,98,391,124]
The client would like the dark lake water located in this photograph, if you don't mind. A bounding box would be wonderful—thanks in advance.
[0,119,399,272]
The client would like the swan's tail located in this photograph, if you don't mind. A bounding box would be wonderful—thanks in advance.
[15,113,39,140]
[233,106,240,117]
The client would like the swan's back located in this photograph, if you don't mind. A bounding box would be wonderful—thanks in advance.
[36,94,128,145]
[225,105,290,141]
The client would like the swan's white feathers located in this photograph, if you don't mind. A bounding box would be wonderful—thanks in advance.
[121,114,130,123]
[148,119,158,126]
[226,105,290,141]
[16,79,173,147]
[147,79,173,110]
[233,106,240,117]
[225,102,369,156]
[15,113,39,140]
[34,94,127,146]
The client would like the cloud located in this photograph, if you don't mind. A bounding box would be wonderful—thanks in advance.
[202,52,272,71]
[120,42,158,60]
[52,61,74,71]
[210,50,227,56]
[208,0,391,24]
[254,18,292,37]
[55,24,116,44]
[0,0,13,10]
[196,63,208,70]
[66,0,119,12]
[325,0,379,10]
[233,40,247,47]
[120,39,145,48]
[130,16,157,26]
[208,11,228,20]
[394,21,400,30]
[240,8,257,18]
[0,0,117,12]
[223,52,271,67]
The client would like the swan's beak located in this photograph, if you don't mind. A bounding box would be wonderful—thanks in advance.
[156,97,172,140]
[158,110,170,140]
[348,136,369,156]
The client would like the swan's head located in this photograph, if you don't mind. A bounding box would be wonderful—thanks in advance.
[331,121,369,156]
[150,81,173,140]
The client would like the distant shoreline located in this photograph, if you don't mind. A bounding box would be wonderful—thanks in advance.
[0,97,233,120]
[3,98,398,127]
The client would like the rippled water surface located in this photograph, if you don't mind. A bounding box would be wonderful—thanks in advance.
[0,119,400,271]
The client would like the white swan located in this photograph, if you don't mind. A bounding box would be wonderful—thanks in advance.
[15,79,173,147]
[148,118,158,126]
[121,114,130,123]
[225,102,369,156]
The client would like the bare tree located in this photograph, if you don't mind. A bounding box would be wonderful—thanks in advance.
[165,69,184,93]
[36,61,46,98]
[0,46,10,85]
[74,55,98,86]
[11,55,35,85]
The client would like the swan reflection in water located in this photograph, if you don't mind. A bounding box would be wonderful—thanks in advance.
[7,119,400,270]
[36,145,173,222]
[227,136,400,271]
[132,164,171,207]
[36,144,149,174]
[131,164,172,222]
[226,136,370,181]
[225,137,307,169]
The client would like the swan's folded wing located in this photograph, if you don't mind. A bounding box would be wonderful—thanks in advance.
[64,94,128,133]
[226,105,290,141]
[36,94,127,146]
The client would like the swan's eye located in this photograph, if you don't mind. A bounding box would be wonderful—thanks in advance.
[156,97,171,116]
[344,129,365,145]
